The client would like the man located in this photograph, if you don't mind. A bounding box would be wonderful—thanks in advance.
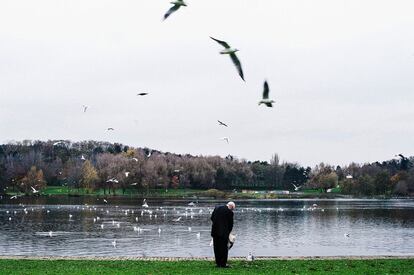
[210,201,235,268]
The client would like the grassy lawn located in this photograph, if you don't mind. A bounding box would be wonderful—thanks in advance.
[0,259,413,275]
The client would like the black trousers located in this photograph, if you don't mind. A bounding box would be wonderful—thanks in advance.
[213,236,228,267]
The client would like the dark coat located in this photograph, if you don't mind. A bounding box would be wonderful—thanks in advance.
[211,205,234,238]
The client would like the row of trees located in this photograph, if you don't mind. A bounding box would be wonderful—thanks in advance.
[0,140,413,196]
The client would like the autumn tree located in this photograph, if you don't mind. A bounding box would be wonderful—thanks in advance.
[21,166,46,195]
[81,160,99,193]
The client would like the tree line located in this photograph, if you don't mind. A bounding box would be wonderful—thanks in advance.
[0,140,413,196]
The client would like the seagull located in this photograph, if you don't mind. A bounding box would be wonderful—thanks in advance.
[48,231,53,237]
[132,158,138,162]
[112,240,117,248]
[217,120,228,127]
[258,81,275,107]
[53,141,66,146]
[137,93,148,96]
[81,155,86,161]
[188,202,195,206]
[292,184,301,191]
[10,195,18,199]
[130,182,138,186]
[196,232,201,239]
[172,217,182,222]
[163,0,187,20]
[344,233,350,238]
[158,228,162,234]
[82,105,88,113]
[107,127,114,131]
[125,172,130,177]
[103,199,108,204]
[146,150,152,158]
[31,186,39,194]
[210,36,244,81]
[220,137,230,144]
[142,199,149,208]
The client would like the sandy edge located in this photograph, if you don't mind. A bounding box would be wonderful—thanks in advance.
[0,256,413,261]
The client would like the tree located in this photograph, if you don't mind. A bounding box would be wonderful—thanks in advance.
[21,166,46,195]
[81,160,99,193]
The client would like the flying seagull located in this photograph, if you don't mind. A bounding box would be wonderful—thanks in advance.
[258,81,275,107]
[130,182,138,186]
[31,186,39,194]
[81,155,86,161]
[163,0,187,20]
[107,128,114,131]
[292,184,301,191]
[210,36,244,81]
[172,216,182,222]
[220,137,230,144]
[53,141,66,146]
[82,105,88,113]
[142,199,149,208]
[137,93,148,96]
[125,172,130,177]
[217,120,228,127]
[132,158,138,162]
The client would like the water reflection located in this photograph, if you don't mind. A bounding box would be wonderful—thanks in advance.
[1,198,413,257]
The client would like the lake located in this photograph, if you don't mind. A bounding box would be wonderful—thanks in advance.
[1,197,413,257]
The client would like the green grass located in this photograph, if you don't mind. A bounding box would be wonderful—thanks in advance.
[0,259,413,274]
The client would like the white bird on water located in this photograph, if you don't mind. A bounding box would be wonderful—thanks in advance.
[48,231,53,237]
[112,240,117,248]
[163,0,187,20]
[210,36,245,81]
[258,81,275,107]
[196,232,201,239]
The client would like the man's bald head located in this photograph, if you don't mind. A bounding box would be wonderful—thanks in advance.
[227,201,236,210]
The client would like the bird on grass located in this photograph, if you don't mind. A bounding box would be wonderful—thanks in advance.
[210,36,244,81]
[163,0,187,20]
[258,81,275,107]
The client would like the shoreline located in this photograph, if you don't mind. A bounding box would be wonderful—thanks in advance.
[1,255,413,261]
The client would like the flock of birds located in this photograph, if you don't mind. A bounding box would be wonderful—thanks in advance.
[76,1,275,139]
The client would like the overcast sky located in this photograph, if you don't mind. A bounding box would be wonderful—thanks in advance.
[1,0,414,167]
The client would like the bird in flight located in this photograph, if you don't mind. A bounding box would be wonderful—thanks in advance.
[172,216,182,222]
[81,155,86,161]
[217,120,228,127]
[142,199,149,208]
[258,81,275,107]
[125,172,130,177]
[292,184,301,191]
[107,128,114,131]
[163,0,187,20]
[220,137,230,144]
[53,141,66,146]
[82,105,88,113]
[130,182,138,186]
[132,158,138,162]
[210,36,244,81]
[137,93,148,96]
[31,186,39,194]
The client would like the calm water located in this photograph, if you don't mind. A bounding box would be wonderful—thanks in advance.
[0,197,413,257]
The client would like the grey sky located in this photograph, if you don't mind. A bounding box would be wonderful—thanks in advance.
[1,0,414,167]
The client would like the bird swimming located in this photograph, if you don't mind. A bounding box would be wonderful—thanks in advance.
[210,36,244,81]
[258,81,275,107]
[163,0,187,20]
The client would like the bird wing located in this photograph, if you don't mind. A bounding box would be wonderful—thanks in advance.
[263,81,269,99]
[210,36,230,49]
[31,186,36,191]
[230,53,245,81]
[265,102,273,107]
[164,4,180,20]
[218,120,228,127]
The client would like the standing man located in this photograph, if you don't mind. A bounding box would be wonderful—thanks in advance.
[211,201,235,268]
